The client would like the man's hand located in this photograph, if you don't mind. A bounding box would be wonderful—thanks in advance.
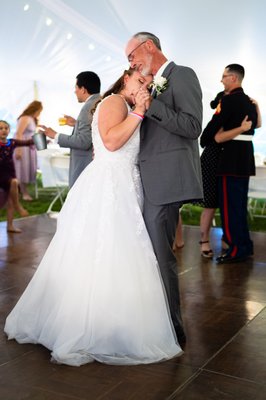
[38,125,57,139]
[64,115,76,127]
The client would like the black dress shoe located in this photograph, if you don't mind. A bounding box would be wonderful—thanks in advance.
[216,254,248,264]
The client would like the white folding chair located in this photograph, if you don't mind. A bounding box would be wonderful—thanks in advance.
[254,152,264,166]
[248,167,266,219]
[46,155,70,214]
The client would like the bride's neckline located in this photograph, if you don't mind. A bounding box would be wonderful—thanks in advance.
[118,93,127,101]
[115,93,131,108]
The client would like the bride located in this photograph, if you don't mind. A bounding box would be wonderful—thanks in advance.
[4,68,183,366]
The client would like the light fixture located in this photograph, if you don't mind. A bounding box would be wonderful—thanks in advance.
[46,18,52,26]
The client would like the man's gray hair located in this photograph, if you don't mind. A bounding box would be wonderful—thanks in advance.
[133,32,161,50]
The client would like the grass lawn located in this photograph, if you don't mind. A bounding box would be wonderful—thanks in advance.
[1,174,266,233]
[180,204,266,233]
[0,174,64,222]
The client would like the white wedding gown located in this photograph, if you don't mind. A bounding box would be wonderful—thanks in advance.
[4,97,182,366]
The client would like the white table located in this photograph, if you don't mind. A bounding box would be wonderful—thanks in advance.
[37,147,70,213]
[37,147,70,187]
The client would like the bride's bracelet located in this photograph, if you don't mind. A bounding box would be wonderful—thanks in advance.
[129,111,144,120]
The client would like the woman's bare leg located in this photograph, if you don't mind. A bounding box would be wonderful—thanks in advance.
[20,182,33,201]
[199,208,216,257]
[172,213,184,251]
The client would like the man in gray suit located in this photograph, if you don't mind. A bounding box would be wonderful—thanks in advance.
[41,71,101,187]
[125,32,203,343]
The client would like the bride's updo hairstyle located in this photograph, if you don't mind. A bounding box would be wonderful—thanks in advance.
[91,68,135,114]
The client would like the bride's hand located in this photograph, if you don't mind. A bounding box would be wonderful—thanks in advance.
[241,115,252,131]
[134,88,151,114]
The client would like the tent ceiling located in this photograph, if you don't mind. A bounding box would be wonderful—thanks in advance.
[1,0,265,152]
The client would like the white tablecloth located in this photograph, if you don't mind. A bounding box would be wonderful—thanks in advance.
[37,147,70,187]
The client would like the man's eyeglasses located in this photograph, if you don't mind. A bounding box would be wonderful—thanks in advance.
[222,74,233,79]
[128,41,147,62]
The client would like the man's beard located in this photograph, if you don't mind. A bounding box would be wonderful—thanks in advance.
[140,55,152,77]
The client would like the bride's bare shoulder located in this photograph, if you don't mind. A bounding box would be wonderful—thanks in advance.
[99,94,127,114]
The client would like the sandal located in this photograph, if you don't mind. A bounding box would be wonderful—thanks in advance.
[199,240,213,259]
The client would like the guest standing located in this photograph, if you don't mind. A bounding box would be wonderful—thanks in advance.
[40,71,101,188]
[199,112,253,257]
[13,100,43,201]
[200,64,259,263]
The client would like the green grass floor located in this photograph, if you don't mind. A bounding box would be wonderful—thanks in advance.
[180,204,266,233]
[0,176,65,222]
[1,177,266,233]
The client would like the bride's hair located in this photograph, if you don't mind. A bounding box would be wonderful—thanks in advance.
[102,68,135,98]
[91,68,135,115]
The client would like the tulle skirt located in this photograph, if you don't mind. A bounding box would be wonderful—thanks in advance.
[4,157,182,366]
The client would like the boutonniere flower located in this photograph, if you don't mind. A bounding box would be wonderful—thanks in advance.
[150,76,168,96]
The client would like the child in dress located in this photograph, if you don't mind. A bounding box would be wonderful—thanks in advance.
[0,120,33,233]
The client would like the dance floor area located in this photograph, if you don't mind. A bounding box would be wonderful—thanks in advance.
[0,215,266,399]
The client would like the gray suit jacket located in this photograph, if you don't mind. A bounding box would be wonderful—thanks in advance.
[58,93,100,187]
[140,62,203,205]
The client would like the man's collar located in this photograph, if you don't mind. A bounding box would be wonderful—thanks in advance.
[229,86,243,94]
[84,94,92,103]
[153,60,171,80]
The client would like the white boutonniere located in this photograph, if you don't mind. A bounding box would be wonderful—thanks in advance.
[150,76,168,96]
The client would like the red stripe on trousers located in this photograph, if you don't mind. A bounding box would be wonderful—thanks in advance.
[222,176,237,257]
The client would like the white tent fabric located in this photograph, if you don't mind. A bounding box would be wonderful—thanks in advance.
[0,0,265,154]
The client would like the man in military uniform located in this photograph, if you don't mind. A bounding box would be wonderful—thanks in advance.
[201,64,258,263]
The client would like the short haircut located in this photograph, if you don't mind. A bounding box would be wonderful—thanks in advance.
[76,71,101,94]
[133,32,161,50]
[226,64,245,80]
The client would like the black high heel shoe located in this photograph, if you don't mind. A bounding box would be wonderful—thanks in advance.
[199,240,213,258]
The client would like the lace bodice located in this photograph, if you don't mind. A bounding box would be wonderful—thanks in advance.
[91,95,140,166]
